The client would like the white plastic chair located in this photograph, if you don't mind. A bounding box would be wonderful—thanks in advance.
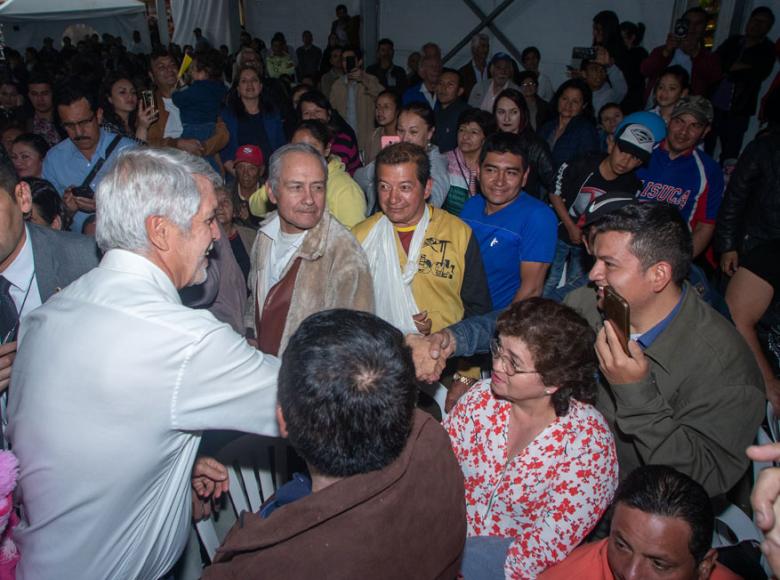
[195,434,289,562]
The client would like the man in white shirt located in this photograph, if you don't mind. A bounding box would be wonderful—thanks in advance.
[458,33,490,100]
[8,148,280,580]
[468,53,520,112]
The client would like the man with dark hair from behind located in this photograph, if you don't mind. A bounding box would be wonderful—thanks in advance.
[541,465,739,579]
[201,309,466,579]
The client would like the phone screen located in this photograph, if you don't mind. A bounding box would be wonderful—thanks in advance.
[381,135,401,149]
[603,286,631,355]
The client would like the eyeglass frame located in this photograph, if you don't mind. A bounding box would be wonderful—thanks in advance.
[489,337,539,376]
[61,113,96,132]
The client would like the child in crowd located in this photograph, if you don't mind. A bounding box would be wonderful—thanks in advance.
[597,102,623,152]
[648,65,689,124]
[172,49,227,145]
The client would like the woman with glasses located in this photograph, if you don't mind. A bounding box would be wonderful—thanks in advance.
[444,298,618,579]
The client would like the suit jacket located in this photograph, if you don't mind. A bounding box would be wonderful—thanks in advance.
[28,223,99,302]
[458,60,488,101]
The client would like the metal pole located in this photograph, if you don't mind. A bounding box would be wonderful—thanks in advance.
[442,0,516,63]
[460,0,524,65]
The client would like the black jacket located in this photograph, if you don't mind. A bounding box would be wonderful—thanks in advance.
[714,128,780,253]
[517,126,556,201]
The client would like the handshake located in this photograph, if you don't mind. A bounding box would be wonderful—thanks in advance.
[405,329,456,383]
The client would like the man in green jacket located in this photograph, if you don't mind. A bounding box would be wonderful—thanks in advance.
[563,202,764,498]
[417,202,765,499]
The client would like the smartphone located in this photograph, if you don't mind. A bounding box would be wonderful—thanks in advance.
[141,89,156,114]
[345,56,357,72]
[572,47,597,61]
[71,185,95,199]
[603,286,630,355]
[381,135,401,149]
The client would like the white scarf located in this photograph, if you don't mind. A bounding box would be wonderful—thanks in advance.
[361,206,431,334]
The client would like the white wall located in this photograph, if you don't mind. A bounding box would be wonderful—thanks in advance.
[171,0,241,51]
[379,0,677,90]
[242,0,361,53]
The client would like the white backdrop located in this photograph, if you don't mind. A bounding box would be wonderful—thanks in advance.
[242,0,361,54]
[170,0,241,50]
[0,0,151,52]
[379,0,677,92]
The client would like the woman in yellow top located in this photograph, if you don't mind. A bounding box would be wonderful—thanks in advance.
[249,120,368,228]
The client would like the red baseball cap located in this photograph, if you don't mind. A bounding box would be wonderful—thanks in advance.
[234,144,264,167]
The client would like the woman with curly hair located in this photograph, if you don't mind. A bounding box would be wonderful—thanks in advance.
[445,298,618,579]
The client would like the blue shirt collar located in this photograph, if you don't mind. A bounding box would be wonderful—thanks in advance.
[636,286,686,349]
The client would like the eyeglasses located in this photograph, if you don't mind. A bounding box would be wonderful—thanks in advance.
[61,114,96,132]
[520,81,537,88]
[489,338,538,376]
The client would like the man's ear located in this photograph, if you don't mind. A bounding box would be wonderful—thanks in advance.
[648,260,674,293]
[696,548,717,579]
[96,107,104,125]
[267,182,278,206]
[422,178,432,201]
[457,86,464,97]
[145,215,172,252]
[520,165,531,188]
[14,181,32,215]
[276,405,289,438]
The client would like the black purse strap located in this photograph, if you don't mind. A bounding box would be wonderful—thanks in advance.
[81,134,123,188]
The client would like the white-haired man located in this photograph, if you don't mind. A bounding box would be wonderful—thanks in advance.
[246,143,374,356]
[8,148,280,579]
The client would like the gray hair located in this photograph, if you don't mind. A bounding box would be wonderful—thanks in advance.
[95,147,221,253]
[471,33,489,50]
[267,143,328,193]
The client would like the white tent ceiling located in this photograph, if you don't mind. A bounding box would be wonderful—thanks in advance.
[0,0,150,51]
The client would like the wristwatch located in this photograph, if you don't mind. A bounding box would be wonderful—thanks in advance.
[452,373,478,388]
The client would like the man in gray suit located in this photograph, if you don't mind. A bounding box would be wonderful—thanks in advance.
[0,163,99,392]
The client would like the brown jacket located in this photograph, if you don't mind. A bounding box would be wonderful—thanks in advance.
[203,411,467,579]
[147,89,229,156]
[329,72,384,153]
[245,210,374,354]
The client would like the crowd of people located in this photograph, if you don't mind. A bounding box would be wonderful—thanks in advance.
[0,2,780,579]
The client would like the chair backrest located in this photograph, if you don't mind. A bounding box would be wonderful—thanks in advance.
[195,434,289,562]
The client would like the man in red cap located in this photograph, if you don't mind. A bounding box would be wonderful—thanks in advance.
[232,144,265,227]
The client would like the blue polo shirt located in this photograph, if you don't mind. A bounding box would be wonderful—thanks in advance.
[636,143,724,229]
[42,128,136,232]
[460,193,557,309]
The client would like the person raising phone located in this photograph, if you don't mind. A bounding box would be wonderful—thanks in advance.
[413,202,765,499]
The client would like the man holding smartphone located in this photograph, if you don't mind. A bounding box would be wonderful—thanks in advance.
[329,47,384,154]
[416,202,764,500]
[42,80,136,233]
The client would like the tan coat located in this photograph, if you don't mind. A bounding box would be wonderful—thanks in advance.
[245,210,374,354]
[329,72,384,153]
